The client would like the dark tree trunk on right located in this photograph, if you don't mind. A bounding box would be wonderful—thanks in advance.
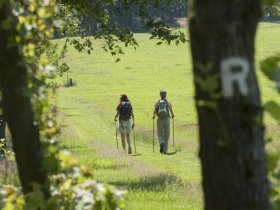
[189,1,269,210]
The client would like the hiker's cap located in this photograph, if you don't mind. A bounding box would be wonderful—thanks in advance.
[160,90,167,95]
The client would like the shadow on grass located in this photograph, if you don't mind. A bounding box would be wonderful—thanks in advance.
[57,107,78,110]
[109,173,182,192]
[131,153,142,156]
[91,161,128,170]
[64,114,80,117]
[58,144,88,151]
[165,150,178,155]
[260,19,280,24]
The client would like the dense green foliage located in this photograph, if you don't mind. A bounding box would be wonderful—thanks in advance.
[262,0,280,18]
[0,150,125,210]
[53,0,187,63]
[261,52,280,209]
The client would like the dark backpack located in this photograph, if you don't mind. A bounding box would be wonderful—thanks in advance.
[119,102,132,120]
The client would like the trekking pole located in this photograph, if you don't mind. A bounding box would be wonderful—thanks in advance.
[153,118,155,153]
[133,127,136,154]
[172,117,175,147]
[115,120,118,149]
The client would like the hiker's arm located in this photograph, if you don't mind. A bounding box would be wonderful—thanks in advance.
[114,106,120,121]
[153,102,157,119]
[168,102,175,118]
[114,111,119,121]
[131,109,135,128]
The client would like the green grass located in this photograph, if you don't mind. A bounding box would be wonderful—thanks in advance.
[53,22,280,210]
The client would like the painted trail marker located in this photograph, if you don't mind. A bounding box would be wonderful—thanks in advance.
[220,57,250,98]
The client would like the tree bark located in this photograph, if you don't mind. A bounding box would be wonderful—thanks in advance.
[0,99,5,140]
[0,118,5,139]
[189,1,269,210]
[0,112,6,157]
[0,1,49,197]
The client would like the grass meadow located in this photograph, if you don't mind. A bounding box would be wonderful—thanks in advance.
[51,22,280,210]
[1,22,279,210]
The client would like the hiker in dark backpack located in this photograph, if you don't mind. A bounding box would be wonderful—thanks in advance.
[153,90,174,154]
[114,94,135,154]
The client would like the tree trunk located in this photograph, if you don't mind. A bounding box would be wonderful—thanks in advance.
[0,118,5,139]
[0,1,49,197]
[0,114,6,157]
[189,1,269,210]
[0,99,5,140]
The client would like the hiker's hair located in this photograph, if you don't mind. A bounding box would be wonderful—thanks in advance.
[120,94,130,102]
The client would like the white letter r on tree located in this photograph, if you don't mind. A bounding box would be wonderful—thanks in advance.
[220,57,250,98]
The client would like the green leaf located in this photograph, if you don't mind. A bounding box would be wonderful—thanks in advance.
[197,100,217,109]
[264,100,280,124]
[260,54,280,82]
[3,202,15,210]
[195,75,219,93]
[267,152,280,172]
[196,62,213,74]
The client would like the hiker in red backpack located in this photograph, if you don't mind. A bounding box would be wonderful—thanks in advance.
[114,94,135,154]
[153,90,174,154]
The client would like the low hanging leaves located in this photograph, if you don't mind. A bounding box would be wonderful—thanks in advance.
[264,100,280,124]
[260,53,280,88]
[0,0,126,209]
[260,54,280,124]
[260,51,280,209]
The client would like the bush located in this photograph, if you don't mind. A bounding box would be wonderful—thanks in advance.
[0,150,126,210]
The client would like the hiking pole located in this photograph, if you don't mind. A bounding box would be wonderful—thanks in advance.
[133,126,136,154]
[172,117,175,148]
[153,118,155,153]
[115,120,118,149]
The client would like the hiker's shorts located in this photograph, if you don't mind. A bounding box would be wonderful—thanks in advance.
[119,120,131,133]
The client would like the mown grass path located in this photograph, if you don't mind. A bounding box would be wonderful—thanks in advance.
[57,93,202,210]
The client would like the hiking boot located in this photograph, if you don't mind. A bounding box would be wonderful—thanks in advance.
[128,147,132,154]
[160,143,164,153]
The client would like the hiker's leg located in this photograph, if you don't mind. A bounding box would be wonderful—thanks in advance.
[121,133,126,149]
[125,120,132,154]
[125,132,131,148]
[157,118,164,144]
[124,120,132,148]
[163,118,170,153]
[157,118,165,153]
[119,121,126,149]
